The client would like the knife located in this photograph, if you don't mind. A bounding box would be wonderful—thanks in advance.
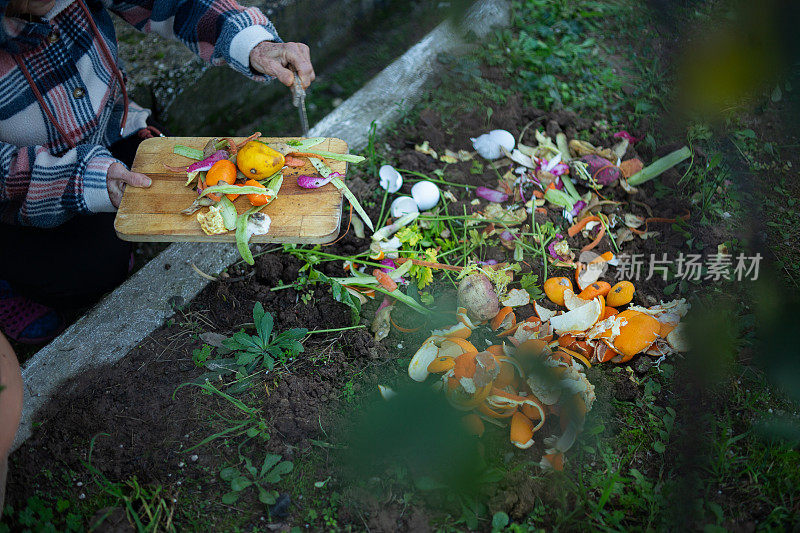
[291,72,310,137]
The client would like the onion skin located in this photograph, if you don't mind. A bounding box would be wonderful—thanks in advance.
[579,155,621,186]
[458,273,500,322]
[476,186,509,203]
[187,150,229,173]
[297,172,340,189]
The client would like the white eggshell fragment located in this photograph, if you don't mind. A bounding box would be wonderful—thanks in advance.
[470,129,516,160]
[379,165,403,193]
[391,196,419,218]
[411,181,441,211]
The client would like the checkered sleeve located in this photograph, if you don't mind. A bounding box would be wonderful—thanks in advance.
[0,141,116,228]
[106,0,282,81]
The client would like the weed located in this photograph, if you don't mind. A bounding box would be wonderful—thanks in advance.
[0,496,83,532]
[192,344,213,367]
[219,453,293,507]
[176,382,270,452]
[223,302,307,373]
[83,436,176,532]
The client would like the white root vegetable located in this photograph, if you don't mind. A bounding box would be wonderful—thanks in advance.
[457,273,500,322]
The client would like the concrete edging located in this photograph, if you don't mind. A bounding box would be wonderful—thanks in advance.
[12,0,511,451]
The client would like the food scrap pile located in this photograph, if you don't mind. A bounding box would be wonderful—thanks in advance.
[167,134,368,264]
[341,125,695,469]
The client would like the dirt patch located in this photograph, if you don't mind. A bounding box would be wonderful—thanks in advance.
[6,256,393,528]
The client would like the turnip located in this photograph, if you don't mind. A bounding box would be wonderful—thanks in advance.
[458,273,500,322]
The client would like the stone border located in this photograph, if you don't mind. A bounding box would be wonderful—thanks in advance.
[12,0,510,451]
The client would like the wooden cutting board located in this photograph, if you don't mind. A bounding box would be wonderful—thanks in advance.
[114,137,346,244]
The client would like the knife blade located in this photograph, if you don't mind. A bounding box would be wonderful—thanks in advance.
[291,72,310,137]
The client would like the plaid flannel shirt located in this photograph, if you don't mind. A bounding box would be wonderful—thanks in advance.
[0,0,280,227]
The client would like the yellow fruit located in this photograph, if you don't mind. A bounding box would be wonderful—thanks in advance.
[236,141,284,180]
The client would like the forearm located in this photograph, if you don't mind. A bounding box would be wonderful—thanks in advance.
[109,0,281,79]
[0,142,117,228]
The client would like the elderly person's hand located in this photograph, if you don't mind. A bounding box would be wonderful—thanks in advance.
[250,41,315,89]
[107,163,151,208]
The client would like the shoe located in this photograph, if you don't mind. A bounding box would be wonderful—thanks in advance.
[0,280,64,344]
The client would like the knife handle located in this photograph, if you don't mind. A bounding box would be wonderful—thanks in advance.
[291,72,305,106]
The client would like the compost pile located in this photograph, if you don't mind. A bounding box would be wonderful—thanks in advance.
[342,122,694,469]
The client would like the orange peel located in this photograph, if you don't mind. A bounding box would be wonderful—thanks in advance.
[578,281,611,300]
[478,402,517,419]
[606,310,660,359]
[544,277,573,307]
[534,301,558,321]
[409,336,445,382]
[427,356,455,373]
[490,306,516,331]
[601,306,619,320]
[606,281,635,307]
[431,321,472,339]
[510,411,535,449]
[549,297,602,334]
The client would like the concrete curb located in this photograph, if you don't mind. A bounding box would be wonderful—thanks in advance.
[314,0,511,152]
[12,0,511,452]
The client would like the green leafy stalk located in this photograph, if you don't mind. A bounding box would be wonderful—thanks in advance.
[371,285,430,314]
[219,197,238,230]
[201,185,276,198]
[174,144,204,160]
[331,177,374,231]
[560,175,581,202]
[627,146,692,186]
[283,138,326,151]
[236,207,264,265]
[310,157,374,231]
[299,149,366,163]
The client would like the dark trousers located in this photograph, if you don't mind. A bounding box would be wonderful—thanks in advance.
[0,133,146,309]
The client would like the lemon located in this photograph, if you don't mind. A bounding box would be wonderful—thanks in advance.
[236,141,284,179]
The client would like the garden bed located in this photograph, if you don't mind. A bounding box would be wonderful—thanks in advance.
[5,0,799,531]
[6,104,711,531]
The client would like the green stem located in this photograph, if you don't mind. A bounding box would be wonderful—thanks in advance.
[598,213,620,255]
[305,325,367,335]
[285,249,387,269]
[377,188,390,230]
[401,172,478,190]
[437,244,468,259]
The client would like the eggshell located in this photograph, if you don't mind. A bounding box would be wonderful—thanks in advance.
[391,196,419,218]
[379,165,403,193]
[411,181,440,210]
[471,129,516,160]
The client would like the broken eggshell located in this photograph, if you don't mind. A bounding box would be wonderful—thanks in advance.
[390,196,420,218]
[471,129,516,160]
[245,213,272,240]
[379,165,403,193]
[411,181,441,210]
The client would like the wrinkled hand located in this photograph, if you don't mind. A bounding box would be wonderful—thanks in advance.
[107,162,151,208]
[250,41,315,89]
